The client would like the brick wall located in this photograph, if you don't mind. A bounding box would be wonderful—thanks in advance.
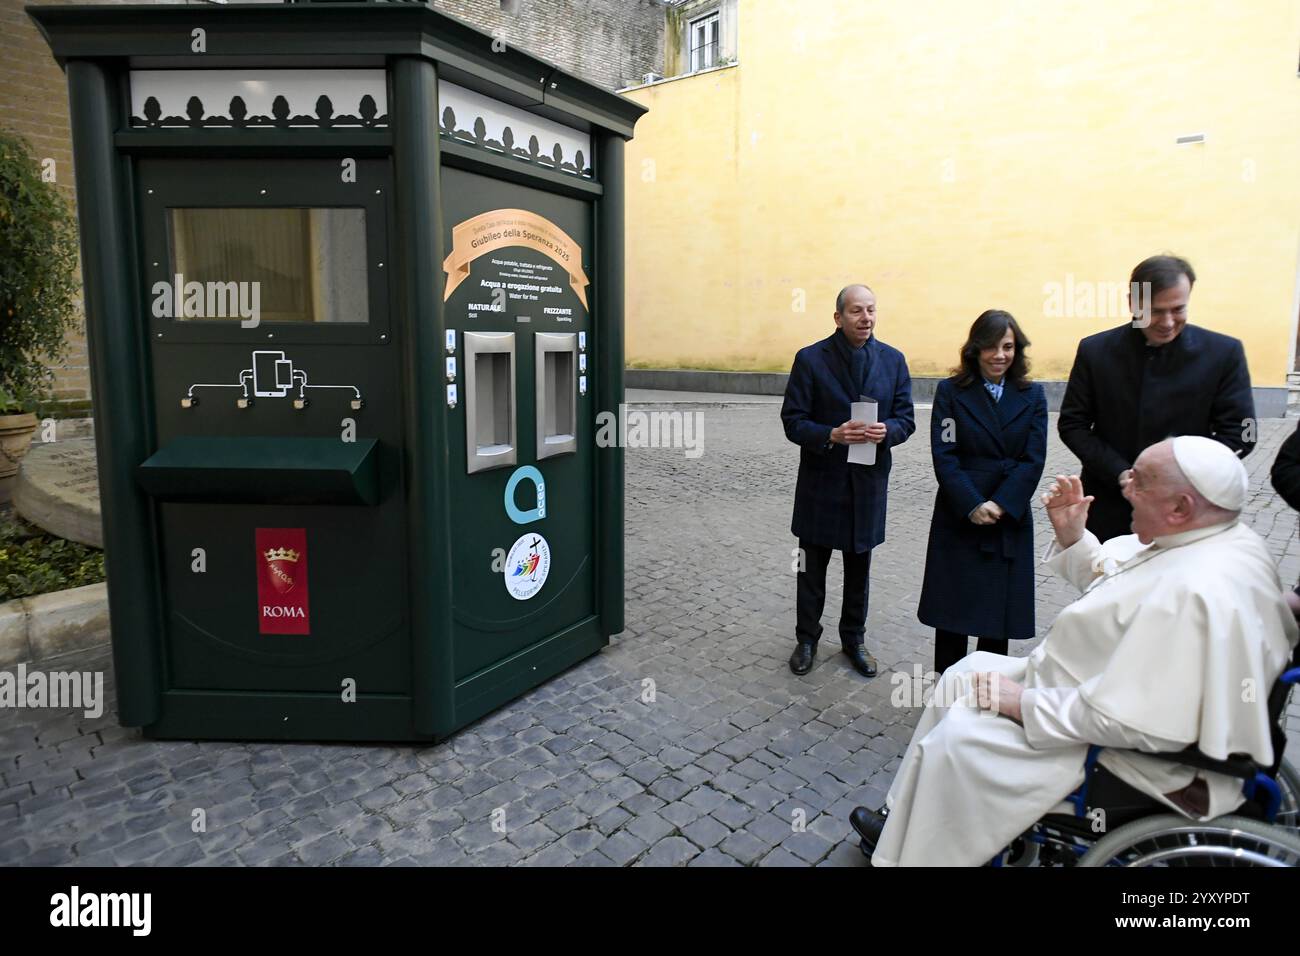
[0,0,665,410]
[432,0,666,92]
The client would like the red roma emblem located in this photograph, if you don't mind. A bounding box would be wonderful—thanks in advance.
[265,547,299,595]
[255,528,310,635]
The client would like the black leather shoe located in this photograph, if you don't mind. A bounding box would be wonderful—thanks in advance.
[789,643,816,675]
[850,806,887,849]
[843,645,878,678]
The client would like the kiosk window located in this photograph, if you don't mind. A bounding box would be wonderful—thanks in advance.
[534,332,576,460]
[475,351,513,454]
[463,331,517,473]
[542,350,574,442]
[167,208,369,324]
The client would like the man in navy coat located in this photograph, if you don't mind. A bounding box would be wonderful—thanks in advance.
[1059,255,1256,542]
[781,284,916,677]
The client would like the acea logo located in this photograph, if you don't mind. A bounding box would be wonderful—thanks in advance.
[504,465,545,524]
[504,533,551,601]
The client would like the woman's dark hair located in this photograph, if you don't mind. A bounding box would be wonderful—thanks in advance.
[951,310,1032,388]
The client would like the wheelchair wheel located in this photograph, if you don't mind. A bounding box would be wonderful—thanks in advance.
[1275,758,1299,832]
[1078,813,1300,867]
[1001,835,1040,867]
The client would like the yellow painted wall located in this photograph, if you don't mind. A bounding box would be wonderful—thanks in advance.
[623,0,1300,384]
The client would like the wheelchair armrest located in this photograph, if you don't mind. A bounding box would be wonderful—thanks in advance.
[1109,743,1259,782]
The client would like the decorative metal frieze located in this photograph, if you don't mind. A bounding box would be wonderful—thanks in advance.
[437,81,593,178]
[130,70,388,129]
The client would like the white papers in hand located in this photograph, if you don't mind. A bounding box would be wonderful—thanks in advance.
[848,399,878,465]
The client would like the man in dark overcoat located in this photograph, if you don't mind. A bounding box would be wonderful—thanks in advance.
[780,284,916,677]
[1058,255,1256,541]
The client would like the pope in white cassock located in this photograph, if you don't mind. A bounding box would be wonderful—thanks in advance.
[852,435,1298,867]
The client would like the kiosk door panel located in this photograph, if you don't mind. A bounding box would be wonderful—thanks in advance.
[135,158,409,695]
[441,167,595,683]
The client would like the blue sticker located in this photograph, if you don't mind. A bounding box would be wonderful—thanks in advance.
[504,465,546,524]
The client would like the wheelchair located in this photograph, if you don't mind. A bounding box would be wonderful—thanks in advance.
[992,644,1300,867]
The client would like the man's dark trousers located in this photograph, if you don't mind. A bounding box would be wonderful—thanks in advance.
[796,540,871,649]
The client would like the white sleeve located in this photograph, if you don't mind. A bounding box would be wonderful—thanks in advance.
[1020,686,1189,753]
[1042,530,1106,593]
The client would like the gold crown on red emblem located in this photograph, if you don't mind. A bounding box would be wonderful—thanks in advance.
[264,547,300,563]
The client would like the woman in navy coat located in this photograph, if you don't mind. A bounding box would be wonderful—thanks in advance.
[917,310,1048,674]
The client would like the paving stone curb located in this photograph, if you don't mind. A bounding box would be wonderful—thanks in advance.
[0,583,110,667]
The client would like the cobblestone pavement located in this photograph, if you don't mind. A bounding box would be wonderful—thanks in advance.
[2,405,1297,867]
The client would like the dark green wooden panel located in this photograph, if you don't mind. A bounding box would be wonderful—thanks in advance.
[144,689,430,743]
[66,59,165,727]
[138,436,383,505]
[454,615,604,729]
[440,165,599,686]
[594,133,625,637]
[159,501,409,695]
[134,153,413,710]
[392,55,457,738]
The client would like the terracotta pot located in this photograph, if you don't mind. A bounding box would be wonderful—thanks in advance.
[0,412,40,482]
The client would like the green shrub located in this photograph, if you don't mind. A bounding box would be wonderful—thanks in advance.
[0,510,104,601]
[0,128,81,413]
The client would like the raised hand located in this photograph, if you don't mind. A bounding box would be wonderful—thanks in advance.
[1041,474,1092,549]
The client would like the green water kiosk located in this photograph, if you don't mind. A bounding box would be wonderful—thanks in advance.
[29,0,644,741]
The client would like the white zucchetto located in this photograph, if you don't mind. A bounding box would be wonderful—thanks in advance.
[1171,435,1248,511]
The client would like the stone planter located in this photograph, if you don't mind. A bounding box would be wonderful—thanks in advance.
[0,412,39,501]
[12,436,103,548]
